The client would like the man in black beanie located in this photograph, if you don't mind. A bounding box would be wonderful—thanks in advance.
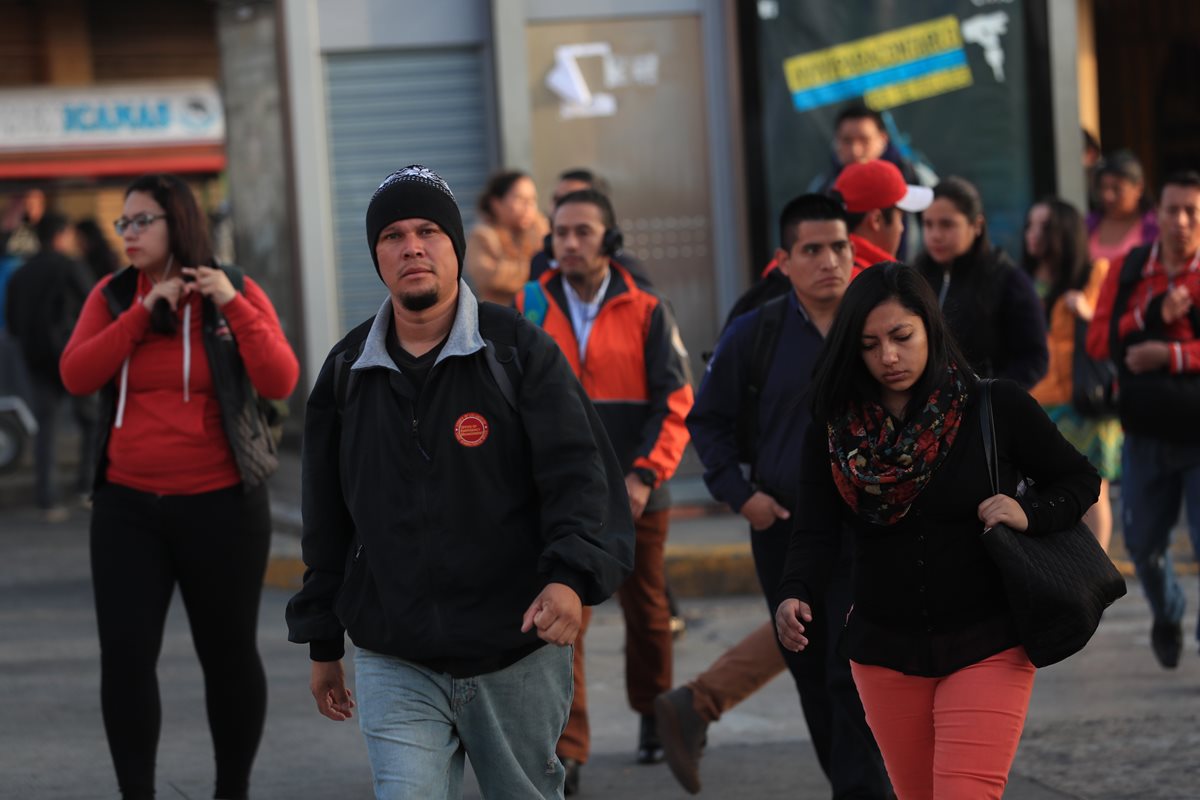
[287,165,634,799]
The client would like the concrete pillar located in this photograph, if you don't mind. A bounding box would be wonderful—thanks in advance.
[1048,0,1086,209]
[215,1,306,425]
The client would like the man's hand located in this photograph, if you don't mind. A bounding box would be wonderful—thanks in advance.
[624,473,652,519]
[1161,285,1193,325]
[775,598,812,652]
[182,266,238,307]
[521,582,582,646]
[740,491,791,531]
[978,493,1029,532]
[1125,341,1170,374]
[310,659,355,721]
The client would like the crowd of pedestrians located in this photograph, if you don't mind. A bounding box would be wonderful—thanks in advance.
[1,95,1198,800]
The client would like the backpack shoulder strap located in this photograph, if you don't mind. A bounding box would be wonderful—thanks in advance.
[477,302,523,412]
[737,294,789,465]
[101,267,140,318]
[332,319,373,415]
[217,262,246,293]
[521,281,549,328]
[748,294,789,400]
[332,348,354,414]
[1108,244,1153,360]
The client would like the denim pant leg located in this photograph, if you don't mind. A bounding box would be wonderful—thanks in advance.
[1121,434,1186,626]
[1179,453,1200,641]
[458,644,573,800]
[354,648,465,800]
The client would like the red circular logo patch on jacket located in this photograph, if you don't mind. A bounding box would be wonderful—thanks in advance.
[454,413,489,447]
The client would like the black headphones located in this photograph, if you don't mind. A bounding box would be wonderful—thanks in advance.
[601,225,624,257]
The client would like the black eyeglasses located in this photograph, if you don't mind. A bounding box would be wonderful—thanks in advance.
[113,213,166,236]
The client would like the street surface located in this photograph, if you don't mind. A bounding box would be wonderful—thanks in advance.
[2,507,1198,799]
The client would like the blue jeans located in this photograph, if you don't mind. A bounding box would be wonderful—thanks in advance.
[354,643,573,800]
[1121,433,1200,639]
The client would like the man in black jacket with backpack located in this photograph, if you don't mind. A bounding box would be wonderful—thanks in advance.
[285,165,634,799]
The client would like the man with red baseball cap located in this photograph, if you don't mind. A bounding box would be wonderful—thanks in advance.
[833,159,933,270]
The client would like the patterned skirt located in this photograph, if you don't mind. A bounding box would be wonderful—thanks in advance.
[1044,404,1123,481]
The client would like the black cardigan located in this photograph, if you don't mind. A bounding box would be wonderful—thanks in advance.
[779,379,1100,677]
[915,247,1049,390]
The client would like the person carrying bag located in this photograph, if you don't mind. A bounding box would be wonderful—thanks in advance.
[977,379,1127,668]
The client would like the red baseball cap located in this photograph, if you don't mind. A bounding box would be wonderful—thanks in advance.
[833,160,933,214]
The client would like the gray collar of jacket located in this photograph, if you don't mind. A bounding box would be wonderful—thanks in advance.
[352,279,486,373]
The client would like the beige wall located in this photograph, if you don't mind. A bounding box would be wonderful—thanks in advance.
[1076,0,1100,142]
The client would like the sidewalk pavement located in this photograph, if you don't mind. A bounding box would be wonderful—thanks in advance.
[255,445,1191,595]
[1,440,1195,598]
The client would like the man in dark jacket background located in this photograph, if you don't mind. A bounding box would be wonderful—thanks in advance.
[807,103,930,260]
[5,211,96,520]
[676,194,890,797]
[285,165,634,799]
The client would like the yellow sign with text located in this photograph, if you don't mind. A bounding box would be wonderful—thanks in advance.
[784,16,973,112]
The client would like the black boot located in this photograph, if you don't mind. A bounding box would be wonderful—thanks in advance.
[654,687,708,793]
[562,757,581,796]
[1151,619,1183,669]
[637,713,665,764]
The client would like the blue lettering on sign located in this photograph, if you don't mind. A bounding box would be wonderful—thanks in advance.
[62,101,171,132]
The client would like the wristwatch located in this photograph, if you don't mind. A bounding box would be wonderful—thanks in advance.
[633,467,657,488]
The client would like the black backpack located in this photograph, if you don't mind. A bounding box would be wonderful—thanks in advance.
[733,294,789,465]
[701,268,793,466]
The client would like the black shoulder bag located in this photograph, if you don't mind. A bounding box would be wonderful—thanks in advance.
[977,380,1126,667]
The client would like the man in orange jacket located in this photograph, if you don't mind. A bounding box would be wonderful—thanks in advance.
[517,188,694,795]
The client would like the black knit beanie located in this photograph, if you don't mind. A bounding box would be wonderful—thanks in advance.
[365,165,466,278]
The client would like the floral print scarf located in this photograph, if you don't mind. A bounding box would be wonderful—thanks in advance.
[828,363,969,525]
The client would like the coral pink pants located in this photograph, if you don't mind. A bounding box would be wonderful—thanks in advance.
[850,646,1036,800]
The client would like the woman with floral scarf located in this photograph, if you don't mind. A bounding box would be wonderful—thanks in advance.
[775,262,1099,800]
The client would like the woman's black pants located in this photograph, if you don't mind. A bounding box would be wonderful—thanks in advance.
[90,481,270,800]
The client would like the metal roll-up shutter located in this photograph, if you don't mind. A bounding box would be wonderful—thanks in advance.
[324,47,491,329]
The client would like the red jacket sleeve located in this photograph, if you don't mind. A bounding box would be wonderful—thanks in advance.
[60,276,152,396]
[220,277,300,400]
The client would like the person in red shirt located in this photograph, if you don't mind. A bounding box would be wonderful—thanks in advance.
[832,159,933,271]
[1086,170,1200,670]
[60,173,299,800]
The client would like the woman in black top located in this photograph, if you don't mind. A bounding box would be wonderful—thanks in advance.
[915,176,1049,389]
[775,262,1098,799]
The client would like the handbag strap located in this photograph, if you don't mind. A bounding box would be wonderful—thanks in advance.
[977,379,999,495]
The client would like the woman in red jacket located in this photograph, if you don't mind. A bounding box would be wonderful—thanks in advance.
[60,174,299,800]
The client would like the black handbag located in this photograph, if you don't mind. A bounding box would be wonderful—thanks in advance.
[1070,318,1119,417]
[977,380,1126,668]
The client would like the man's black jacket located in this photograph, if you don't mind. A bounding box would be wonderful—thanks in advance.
[285,283,634,676]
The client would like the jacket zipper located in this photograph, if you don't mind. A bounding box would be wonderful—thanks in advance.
[412,416,431,462]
